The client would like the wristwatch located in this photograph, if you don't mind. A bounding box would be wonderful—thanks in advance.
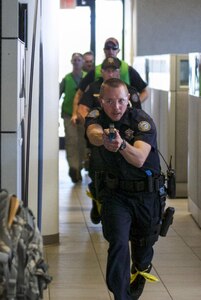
[119,139,126,151]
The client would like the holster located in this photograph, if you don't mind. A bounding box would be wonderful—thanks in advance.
[104,173,119,190]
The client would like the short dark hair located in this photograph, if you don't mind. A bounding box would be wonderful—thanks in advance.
[99,78,128,98]
[71,53,83,59]
[83,51,94,57]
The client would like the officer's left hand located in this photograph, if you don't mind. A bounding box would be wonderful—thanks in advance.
[103,129,123,152]
[71,114,78,126]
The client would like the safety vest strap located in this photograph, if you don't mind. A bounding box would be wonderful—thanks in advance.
[120,60,130,85]
[95,64,102,80]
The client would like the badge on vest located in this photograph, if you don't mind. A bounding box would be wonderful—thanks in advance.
[125,128,134,140]
[138,121,151,132]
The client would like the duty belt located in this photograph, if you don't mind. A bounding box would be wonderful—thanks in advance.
[105,173,165,193]
[119,180,146,192]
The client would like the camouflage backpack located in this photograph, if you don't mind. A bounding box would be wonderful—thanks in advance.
[0,189,52,300]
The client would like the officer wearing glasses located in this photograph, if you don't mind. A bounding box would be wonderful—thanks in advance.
[77,57,142,225]
[71,37,148,126]
[85,78,164,300]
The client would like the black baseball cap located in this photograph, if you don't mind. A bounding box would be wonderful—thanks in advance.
[101,57,121,70]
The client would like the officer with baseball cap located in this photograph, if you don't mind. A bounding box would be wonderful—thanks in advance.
[104,37,120,51]
[101,56,121,69]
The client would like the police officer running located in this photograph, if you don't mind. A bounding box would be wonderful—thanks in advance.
[85,78,165,300]
[79,56,141,225]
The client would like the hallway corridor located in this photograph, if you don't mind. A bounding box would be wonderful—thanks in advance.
[43,150,201,300]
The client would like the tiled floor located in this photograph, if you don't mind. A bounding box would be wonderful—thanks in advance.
[44,150,201,300]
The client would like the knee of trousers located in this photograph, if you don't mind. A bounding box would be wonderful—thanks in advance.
[130,223,161,248]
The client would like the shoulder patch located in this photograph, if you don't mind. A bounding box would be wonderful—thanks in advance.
[138,121,151,132]
[131,93,139,103]
[87,109,100,118]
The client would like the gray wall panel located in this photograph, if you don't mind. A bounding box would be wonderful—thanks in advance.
[198,102,201,210]
[2,0,18,38]
[135,0,201,55]
[188,96,198,206]
[175,92,188,182]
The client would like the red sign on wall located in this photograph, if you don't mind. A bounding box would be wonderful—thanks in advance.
[60,0,77,9]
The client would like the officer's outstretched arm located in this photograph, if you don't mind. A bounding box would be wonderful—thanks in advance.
[119,140,151,168]
[86,124,104,146]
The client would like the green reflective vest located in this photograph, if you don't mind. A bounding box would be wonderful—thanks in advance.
[61,71,86,116]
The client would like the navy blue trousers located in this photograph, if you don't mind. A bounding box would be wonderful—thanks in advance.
[101,190,161,300]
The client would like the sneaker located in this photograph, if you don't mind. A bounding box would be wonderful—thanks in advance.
[90,200,101,224]
[130,264,152,299]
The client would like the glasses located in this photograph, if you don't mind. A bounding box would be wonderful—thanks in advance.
[104,46,119,51]
[102,98,128,106]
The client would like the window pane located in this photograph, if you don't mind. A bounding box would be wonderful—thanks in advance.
[58,6,91,138]
[59,7,91,81]
[95,0,123,64]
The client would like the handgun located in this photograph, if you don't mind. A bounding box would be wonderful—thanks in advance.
[109,124,116,141]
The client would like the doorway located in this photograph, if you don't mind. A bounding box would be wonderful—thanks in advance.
[59,0,123,148]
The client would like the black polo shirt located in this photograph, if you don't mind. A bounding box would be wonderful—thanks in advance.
[85,107,161,179]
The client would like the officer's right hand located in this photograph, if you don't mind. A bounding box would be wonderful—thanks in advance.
[103,129,122,152]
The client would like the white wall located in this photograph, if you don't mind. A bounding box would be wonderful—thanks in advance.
[41,0,59,238]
